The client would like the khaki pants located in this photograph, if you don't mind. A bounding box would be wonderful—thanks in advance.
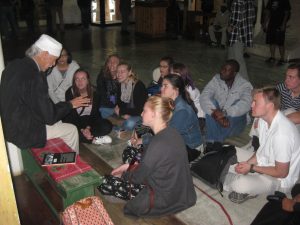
[223,148,285,195]
[46,121,79,154]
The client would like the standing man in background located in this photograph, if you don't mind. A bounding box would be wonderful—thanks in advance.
[77,0,91,29]
[263,0,291,66]
[120,0,131,34]
[227,0,255,80]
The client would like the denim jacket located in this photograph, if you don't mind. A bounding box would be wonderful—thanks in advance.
[169,96,202,149]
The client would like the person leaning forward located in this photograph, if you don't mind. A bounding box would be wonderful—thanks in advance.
[0,34,90,153]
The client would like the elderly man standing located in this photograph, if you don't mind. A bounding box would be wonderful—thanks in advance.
[0,34,90,153]
[200,59,253,149]
[227,0,255,80]
[224,87,300,204]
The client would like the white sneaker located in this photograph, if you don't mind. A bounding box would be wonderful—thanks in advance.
[92,136,112,145]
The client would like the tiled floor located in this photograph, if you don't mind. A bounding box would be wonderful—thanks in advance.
[1,25,288,90]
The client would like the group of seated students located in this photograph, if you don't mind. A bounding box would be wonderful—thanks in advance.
[1,33,299,222]
[46,47,300,221]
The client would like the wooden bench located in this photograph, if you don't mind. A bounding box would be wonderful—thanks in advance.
[21,139,102,218]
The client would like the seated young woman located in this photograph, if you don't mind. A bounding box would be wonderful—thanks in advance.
[96,54,120,119]
[114,62,148,131]
[161,74,202,162]
[47,48,80,103]
[99,96,196,217]
[147,56,174,96]
[172,62,206,131]
[63,69,113,145]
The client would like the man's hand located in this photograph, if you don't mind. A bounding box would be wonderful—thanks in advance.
[70,96,91,108]
[212,109,224,120]
[212,109,230,127]
[282,198,295,212]
[235,162,251,174]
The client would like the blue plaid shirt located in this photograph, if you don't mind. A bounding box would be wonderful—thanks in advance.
[228,0,256,47]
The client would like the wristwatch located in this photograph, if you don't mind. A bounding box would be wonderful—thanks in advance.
[249,164,255,173]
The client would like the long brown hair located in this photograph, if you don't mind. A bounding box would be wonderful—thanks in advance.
[72,69,93,100]
[103,54,120,79]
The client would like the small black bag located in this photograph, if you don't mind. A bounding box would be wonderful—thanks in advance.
[191,145,237,193]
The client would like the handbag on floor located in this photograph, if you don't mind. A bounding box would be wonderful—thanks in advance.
[191,145,237,193]
[61,196,114,225]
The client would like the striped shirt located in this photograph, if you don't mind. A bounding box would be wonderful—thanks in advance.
[277,83,300,111]
[228,0,256,47]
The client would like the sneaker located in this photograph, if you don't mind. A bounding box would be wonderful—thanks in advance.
[92,136,112,145]
[228,191,257,204]
[265,57,275,63]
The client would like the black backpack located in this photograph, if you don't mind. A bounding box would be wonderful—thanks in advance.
[191,145,237,194]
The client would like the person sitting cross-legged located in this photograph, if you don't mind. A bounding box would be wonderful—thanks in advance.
[224,87,300,204]
[114,62,148,131]
[200,59,253,152]
[98,96,196,217]
[63,69,113,145]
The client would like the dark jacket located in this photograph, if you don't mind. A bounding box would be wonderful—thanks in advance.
[96,71,120,108]
[63,88,112,142]
[63,88,102,129]
[117,80,148,116]
[123,127,196,217]
[0,57,72,148]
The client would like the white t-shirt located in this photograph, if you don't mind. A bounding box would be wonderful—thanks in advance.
[186,85,204,118]
[256,111,300,188]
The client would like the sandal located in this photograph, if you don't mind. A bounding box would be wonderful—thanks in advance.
[228,191,257,204]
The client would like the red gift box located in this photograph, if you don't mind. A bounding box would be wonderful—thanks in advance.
[31,138,92,182]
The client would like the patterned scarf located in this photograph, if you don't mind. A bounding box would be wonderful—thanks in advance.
[121,79,134,103]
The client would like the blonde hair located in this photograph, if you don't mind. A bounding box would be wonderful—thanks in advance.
[117,62,137,82]
[146,96,175,123]
[253,86,281,110]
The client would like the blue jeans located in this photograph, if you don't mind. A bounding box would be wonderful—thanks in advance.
[205,114,247,143]
[122,116,142,131]
[99,107,115,119]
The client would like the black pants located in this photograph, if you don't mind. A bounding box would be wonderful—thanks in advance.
[79,118,112,143]
[251,184,300,225]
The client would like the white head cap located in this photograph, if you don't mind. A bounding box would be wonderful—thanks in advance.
[34,34,62,57]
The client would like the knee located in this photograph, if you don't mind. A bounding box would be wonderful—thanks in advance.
[230,175,254,193]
